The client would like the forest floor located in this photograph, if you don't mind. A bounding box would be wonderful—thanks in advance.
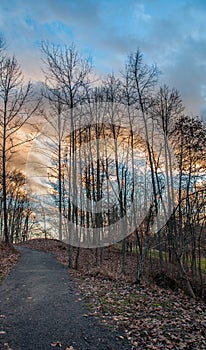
[0,241,20,283]
[1,238,206,349]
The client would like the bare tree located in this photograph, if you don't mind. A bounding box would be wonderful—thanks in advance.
[167,115,206,297]
[150,85,185,265]
[41,42,92,267]
[123,49,160,283]
[0,43,40,244]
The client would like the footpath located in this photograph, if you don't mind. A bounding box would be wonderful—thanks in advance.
[0,246,132,350]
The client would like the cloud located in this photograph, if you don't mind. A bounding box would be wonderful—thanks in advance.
[135,3,151,22]
[0,0,205,118]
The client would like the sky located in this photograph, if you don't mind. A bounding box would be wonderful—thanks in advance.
[0,0,206,119]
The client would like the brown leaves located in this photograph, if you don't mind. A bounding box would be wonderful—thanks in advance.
[0,242,20,280]
[50,342,75,349]
[2,343,13,350]
[74,275,206,349]
[50,341,62,347]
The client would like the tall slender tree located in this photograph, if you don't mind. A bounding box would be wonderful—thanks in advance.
[123,49,160,282]
[0,40,40,244]
[41,42,92,267]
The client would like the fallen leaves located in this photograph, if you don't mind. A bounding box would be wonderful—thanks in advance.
[50,341,75,349]
[73,276,206,349]
[0,242,20,280]
[0,331,6,336]
[2,343,13,350]
[50,341,62,347]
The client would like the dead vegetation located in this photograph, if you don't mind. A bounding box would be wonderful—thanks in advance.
[0,241,20,282]
[16,238,206,350]
[1,238,206,348]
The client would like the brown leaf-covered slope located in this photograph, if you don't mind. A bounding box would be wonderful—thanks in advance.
[0,242,20,282]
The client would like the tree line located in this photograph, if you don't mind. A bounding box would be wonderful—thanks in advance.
[0,37,205,298]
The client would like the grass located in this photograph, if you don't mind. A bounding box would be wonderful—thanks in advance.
[118,242,206,274]
[188,256,206,273]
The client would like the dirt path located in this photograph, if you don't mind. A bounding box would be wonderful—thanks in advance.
[0,247,132,350]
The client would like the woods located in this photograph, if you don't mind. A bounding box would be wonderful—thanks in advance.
[0,38,40,245]
[0,39,206,299]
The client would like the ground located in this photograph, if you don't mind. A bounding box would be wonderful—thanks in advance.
[0,241,20,282]
[0,239,206,349]
[0,246,132,350]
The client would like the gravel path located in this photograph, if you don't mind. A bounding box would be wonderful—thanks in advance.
[0,246,132,350]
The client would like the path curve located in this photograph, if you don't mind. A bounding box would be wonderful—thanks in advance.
[0,247,132,350]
